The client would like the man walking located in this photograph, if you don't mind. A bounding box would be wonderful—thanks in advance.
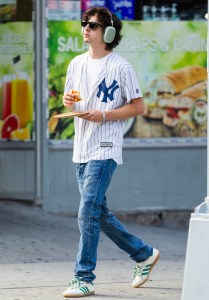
[62,6,160,298]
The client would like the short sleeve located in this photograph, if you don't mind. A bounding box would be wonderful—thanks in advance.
[121,65,143,103]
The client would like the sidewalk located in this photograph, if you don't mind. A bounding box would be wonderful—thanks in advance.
[0,200,188,300]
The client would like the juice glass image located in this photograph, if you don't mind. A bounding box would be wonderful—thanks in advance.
[11,71,33,128]
[2,75,12,120]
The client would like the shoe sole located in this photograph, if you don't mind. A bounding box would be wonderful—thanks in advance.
[132,250,160,288]
[63,291,95,298]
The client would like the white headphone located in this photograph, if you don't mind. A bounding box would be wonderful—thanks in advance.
[103,11,116,43]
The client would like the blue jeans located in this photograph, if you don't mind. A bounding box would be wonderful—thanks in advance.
[75,159,153,283]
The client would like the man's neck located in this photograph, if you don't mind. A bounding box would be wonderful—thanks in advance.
[88,47,111,59]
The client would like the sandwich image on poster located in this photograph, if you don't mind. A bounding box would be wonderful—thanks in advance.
[141,66,207,138]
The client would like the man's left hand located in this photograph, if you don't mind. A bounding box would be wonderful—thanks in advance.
[79,110,103,123]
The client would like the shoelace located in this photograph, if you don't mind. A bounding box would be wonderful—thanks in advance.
[69,278,94,289]
[133,263,144,278]
[69,278,81,289]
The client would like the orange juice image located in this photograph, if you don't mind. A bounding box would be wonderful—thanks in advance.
[2,75,12,120]
[11,72,33,128]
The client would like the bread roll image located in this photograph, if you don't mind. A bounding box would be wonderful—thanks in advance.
[71,89,82,102]
[171,81,207,109]
[155,66,207,94]
[174,120,197,137]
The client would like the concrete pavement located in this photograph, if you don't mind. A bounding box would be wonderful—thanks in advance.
[0,200,188,300]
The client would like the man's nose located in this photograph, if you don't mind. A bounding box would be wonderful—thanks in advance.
[85,24,90,30]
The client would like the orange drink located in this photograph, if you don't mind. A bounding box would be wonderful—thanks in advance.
[11,72,33,128]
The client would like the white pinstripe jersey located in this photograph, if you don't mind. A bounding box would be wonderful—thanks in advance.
[64,51,143,164]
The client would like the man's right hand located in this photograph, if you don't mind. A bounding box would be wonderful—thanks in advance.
[63,91,76,109]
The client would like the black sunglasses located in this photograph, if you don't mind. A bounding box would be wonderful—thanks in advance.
[81,20,103,30]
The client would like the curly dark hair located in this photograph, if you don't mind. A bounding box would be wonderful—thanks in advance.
[82,7,123,51]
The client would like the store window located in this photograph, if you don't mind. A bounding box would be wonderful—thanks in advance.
[0,0,34,142]
[135,0,207,21]
[47,0,81,20]
[46,0,207,144]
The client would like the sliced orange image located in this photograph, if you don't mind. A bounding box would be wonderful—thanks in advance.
[11,127,30,140]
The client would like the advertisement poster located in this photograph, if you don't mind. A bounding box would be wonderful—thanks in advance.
[0,22,34,141]
[118,21,207,140]
[48,21,207,142]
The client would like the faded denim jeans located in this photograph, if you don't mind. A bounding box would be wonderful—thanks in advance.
[75,159,153,283]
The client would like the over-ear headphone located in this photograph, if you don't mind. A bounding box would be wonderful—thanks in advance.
[103,11,116,43]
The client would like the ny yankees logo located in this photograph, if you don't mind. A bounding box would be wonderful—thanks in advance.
[97,79,119,103]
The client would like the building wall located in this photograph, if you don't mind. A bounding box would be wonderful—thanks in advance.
[0,147,35,200]
[0,145,206,213]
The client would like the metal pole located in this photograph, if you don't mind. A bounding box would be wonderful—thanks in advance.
[207,0,209,203]
[34,0,48,205]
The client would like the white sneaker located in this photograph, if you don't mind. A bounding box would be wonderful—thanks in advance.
[63,278,95,298]
[132,248,160,288]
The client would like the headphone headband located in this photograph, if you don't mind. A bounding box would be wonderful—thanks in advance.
[106,10,113,26]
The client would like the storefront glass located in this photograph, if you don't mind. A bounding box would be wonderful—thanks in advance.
[47,20,207,143]
[0,0,34,141]
[46,1,207,145]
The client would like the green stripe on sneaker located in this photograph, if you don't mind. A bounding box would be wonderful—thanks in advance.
[142,271,149,275]
[144,266,151,270]
[142,265,151,275]
[80,286,89,294]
